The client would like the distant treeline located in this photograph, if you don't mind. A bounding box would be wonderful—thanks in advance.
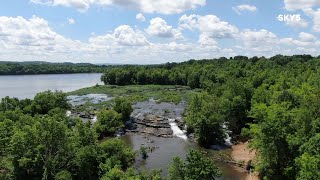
[101,54,317,87]
[101,54,320,180]
[0,62,108,75]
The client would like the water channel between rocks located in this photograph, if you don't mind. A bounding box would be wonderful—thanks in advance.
[67,95,250,179]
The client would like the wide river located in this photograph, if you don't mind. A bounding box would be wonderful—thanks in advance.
[0,73,102,99]
[0,73,249,179]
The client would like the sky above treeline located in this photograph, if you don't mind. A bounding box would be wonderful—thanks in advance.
[0,0,319,64]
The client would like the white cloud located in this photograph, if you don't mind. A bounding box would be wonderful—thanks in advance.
[198,34,218,47]
[136,13,145,22]
[0,14,319,64]
[0,15,80,51]
[239,29,278,52]
[89,25,149,46]
[284,0,320,11]
[0,15,151,63]
[30,0,93,12]
[280,32,318,47]
[179,14,239,39]
[282,0,319,32]
[303,8,320,32]
[67,18,75,24]
[30,0,206,14]
[178,14,199,31]
[285,17,308,28]
[197,15,238,39]
[179,14,239,45]
[232,4,257,15]
[299,32,316,42]
[146,17,183,39]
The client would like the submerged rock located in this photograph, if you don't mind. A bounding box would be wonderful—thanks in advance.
[129,99,188,138]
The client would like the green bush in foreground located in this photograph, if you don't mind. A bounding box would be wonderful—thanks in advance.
[169,149,221,180]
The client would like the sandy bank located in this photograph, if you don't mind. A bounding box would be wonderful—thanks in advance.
[231,142,259,180]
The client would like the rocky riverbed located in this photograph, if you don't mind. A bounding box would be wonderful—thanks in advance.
[67,94,253,179]
[127,99,187,138]
[67,95,188,138]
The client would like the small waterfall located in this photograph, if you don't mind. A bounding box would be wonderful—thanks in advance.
[223,123,232,146]
[168,118,188,140]
[92,116,97,123]
[66,110,71,117]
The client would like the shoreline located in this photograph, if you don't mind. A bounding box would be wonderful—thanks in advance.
[231,142,259,180]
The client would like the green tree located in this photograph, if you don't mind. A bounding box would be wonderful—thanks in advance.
[99,139,135,171]
[95,110,123,137]
[295,134,320,180]
[113,98,133,122]
[169,150,221,180]
[55,170,72,180]
[185,93,225,146]
[247,103,295,179]
[32,91,70,115]
[10,116,70,179]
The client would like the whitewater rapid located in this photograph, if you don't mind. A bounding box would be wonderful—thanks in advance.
[168,118,188,140]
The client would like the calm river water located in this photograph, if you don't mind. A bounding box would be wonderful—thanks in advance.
[121,134,249,180]
[0,73,102,99]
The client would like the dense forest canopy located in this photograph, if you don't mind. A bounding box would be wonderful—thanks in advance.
[101,54,320,180]
[0,62,108,75]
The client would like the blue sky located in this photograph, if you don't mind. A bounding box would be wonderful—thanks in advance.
[0,0,319,64]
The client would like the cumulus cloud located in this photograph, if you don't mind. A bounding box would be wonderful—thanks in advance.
[239,29,278,52]
[0,13,319,64]
[237,29,319,57]
[283,0,319,32]
[0,15,81,52]
[30,0,206,14]
[146,17,183,39]
[136,13,145,22]
[285,17,308,28]
[284,0,320,11]
[0,15,151,63]
[299,32,316,42]
[89,25,149,46]
[179,14,238,39]
[30,0,93,12]
[179,14,238,47]
[303,8,320,32]
[67,18,75,24]
[232,4,257,15]
[281,32,318,47]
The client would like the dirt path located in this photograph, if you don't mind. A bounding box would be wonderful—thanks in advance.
[231,142,259,180]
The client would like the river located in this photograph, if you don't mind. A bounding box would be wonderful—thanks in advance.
[0,73,102,99]
[120,134,249,179]
[1,73,250,179]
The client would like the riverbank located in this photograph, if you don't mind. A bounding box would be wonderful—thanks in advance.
[231,142,259,180]
[66,85,257,179]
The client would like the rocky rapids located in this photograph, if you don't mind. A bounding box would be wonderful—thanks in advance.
[125,99,187,138]
[67,95,188,138]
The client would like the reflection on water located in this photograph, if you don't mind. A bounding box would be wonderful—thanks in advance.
[0,73,102,99]
[120,134,249,179]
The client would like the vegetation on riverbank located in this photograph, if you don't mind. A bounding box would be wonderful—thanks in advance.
[68,85,197,106]
[0,62,106,75]
[100,55,320,180]
[0,91,221,179]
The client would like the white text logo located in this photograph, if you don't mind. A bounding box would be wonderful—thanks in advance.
[277,14,301,22]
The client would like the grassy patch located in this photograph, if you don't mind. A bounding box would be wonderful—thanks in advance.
[68,85,197,105]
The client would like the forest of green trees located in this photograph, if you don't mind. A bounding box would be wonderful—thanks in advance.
[0,62,106,75]
[101,55,320,180]
[1,55,320,179]
[0,91,220,180]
